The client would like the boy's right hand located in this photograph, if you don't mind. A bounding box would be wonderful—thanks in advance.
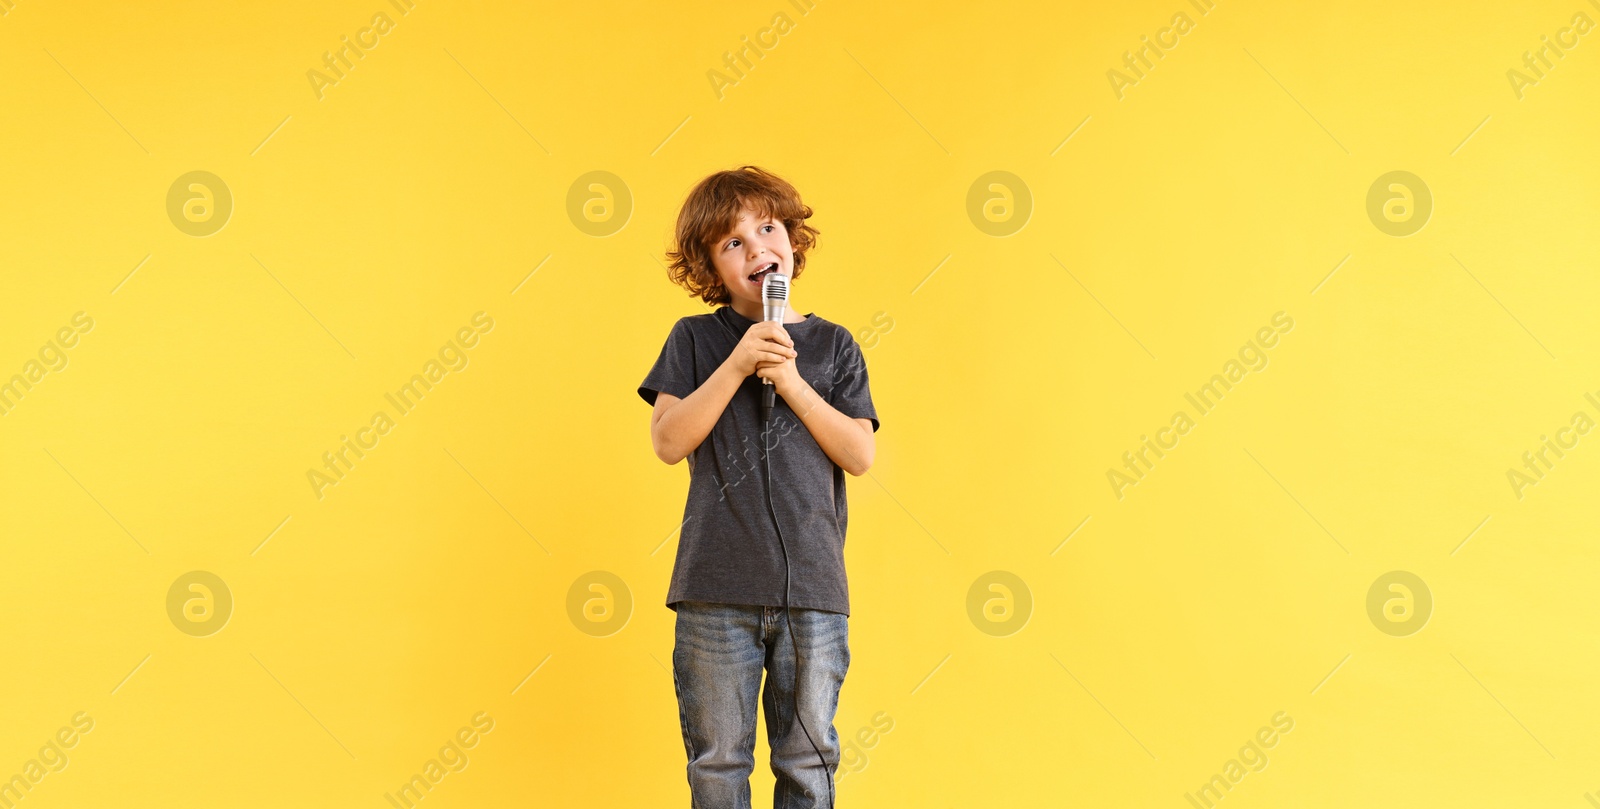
[727,321,796,377]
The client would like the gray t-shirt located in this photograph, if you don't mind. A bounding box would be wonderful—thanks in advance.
[638,305,880,616]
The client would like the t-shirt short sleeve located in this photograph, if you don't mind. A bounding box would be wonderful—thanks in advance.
[831,337,880,432]
[638,319,698,406]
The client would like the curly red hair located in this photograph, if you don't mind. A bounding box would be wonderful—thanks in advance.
[664,166,819,306]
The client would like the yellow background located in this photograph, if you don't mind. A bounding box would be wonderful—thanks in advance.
[2,0,1598,805]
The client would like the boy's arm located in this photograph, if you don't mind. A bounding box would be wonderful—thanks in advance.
[651,358,745,464]
[780,381,876,476]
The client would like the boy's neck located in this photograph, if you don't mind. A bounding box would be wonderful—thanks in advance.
[731,297,805,323]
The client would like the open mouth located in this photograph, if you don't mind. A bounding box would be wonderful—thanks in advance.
[747,262,781,285]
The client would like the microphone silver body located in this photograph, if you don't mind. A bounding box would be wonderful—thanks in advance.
[760,273,790,419]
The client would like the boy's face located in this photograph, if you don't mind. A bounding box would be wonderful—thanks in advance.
[710,204,792,308]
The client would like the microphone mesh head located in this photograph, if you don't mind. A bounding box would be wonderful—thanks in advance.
[762,272,789,301]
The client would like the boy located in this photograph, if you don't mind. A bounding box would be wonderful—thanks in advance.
[638,166,880,809]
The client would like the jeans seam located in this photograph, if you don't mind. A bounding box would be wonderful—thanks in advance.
[673,645,700,809]
[771,668,791,808]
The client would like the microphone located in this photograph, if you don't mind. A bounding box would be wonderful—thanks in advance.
[760,271,790,422]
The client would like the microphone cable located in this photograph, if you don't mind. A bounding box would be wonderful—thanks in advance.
[719,301,834,808]
[763,406,835,809]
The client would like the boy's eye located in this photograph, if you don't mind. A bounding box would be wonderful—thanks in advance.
[724,223,775,249]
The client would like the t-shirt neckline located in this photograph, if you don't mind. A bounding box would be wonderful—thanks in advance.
[720,305,817,330]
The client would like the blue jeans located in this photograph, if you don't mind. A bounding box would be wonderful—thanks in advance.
[672,601,850,809]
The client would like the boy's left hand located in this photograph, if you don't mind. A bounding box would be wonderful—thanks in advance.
[755,353,804,399]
